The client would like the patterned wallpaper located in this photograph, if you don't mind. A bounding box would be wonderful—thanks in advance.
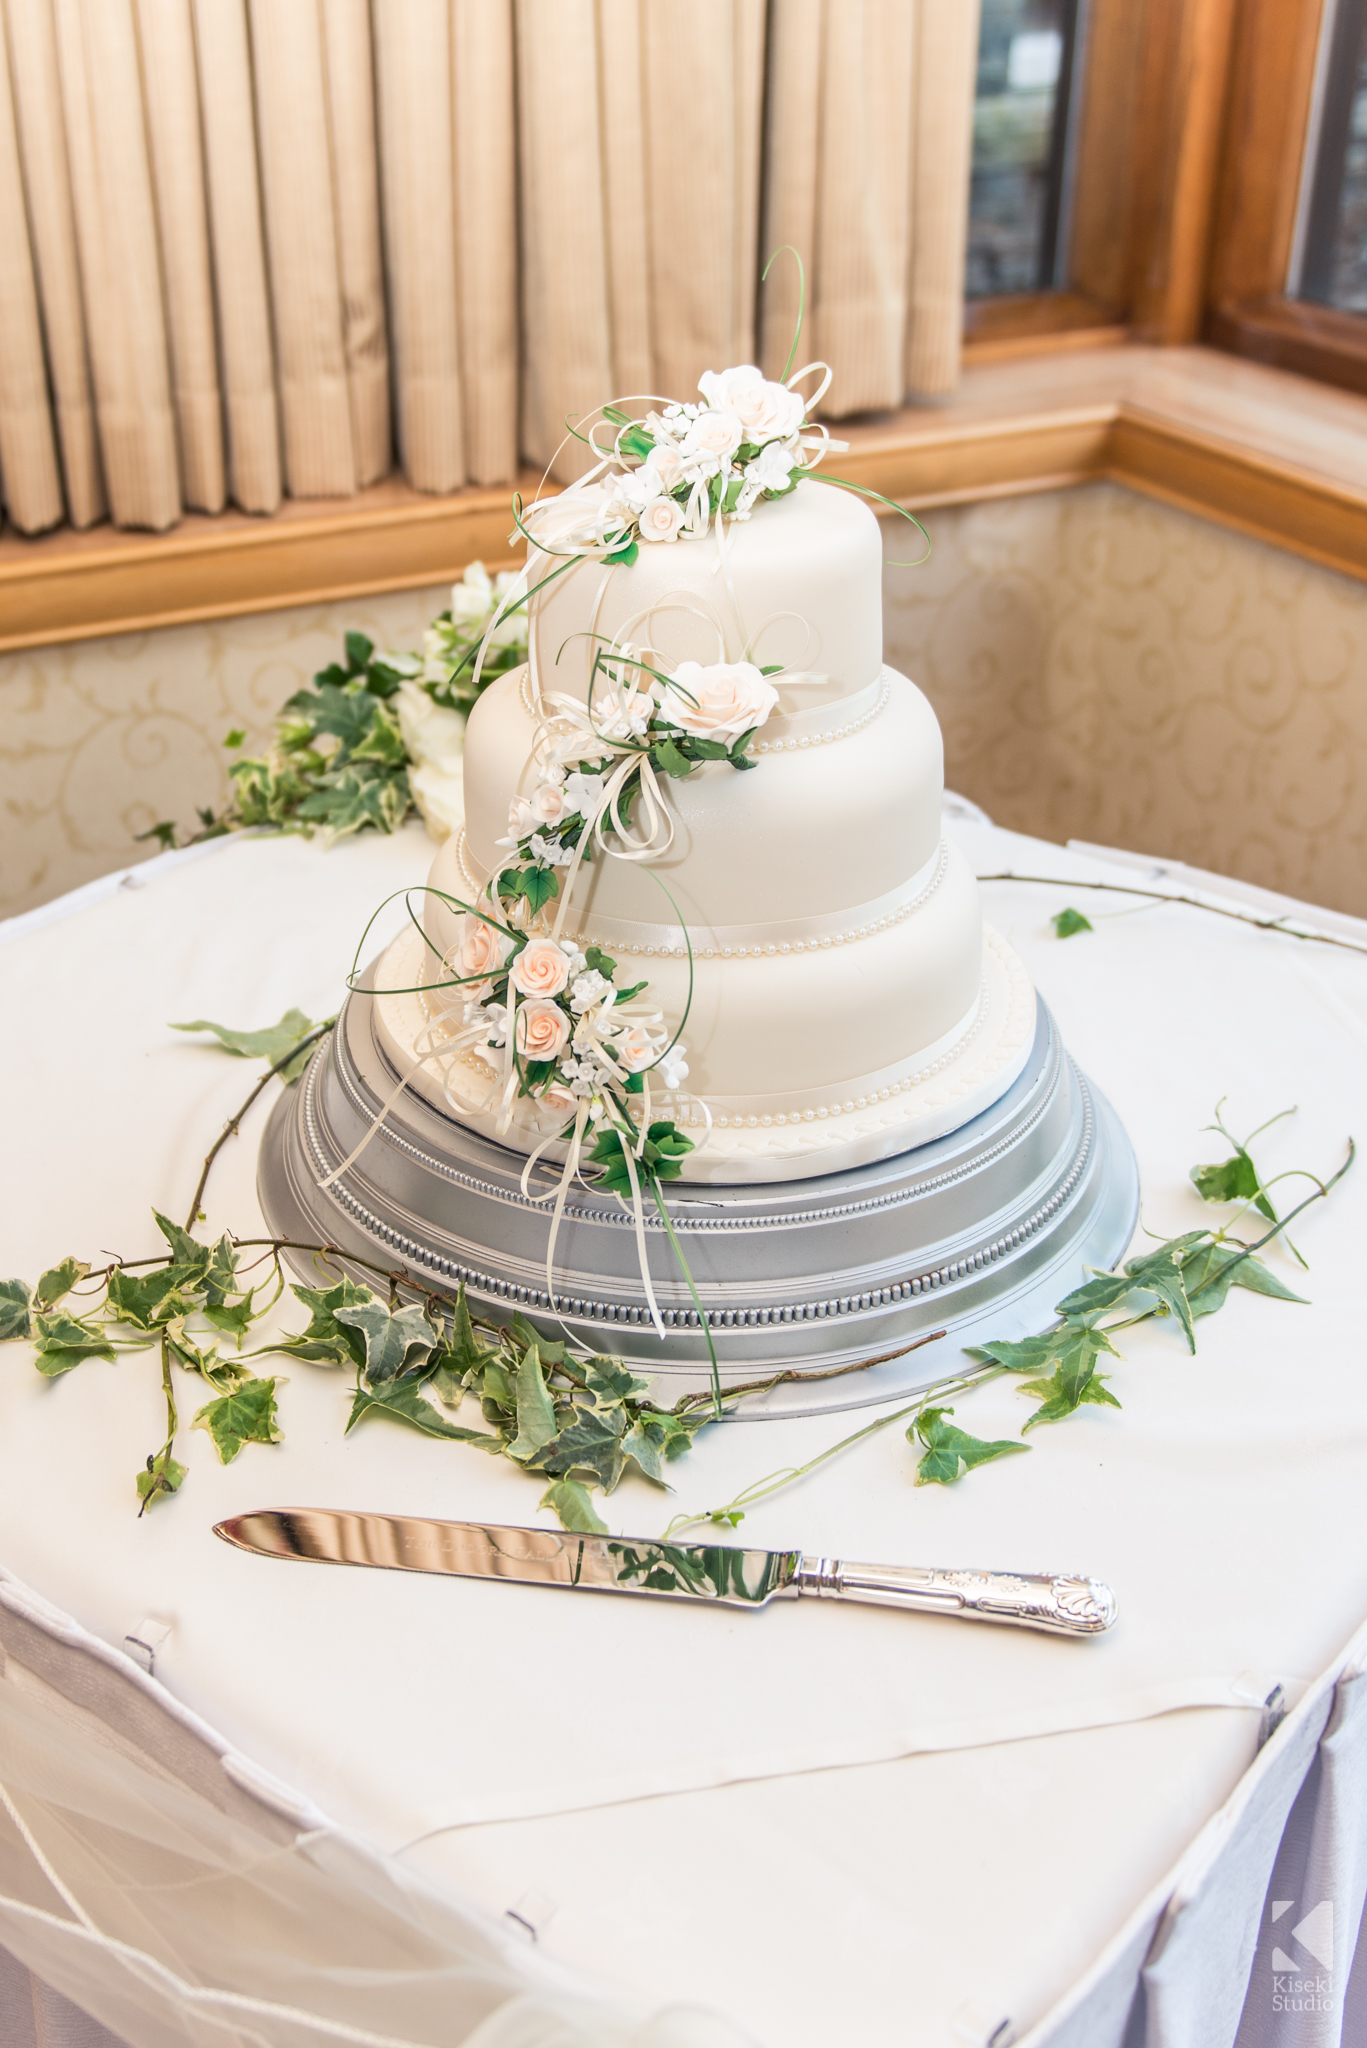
[2,480,1364,919]
[0,585,450,917]
[883,483,1367,918]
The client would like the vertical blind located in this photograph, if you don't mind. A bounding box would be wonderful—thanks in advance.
[0,0,981,536]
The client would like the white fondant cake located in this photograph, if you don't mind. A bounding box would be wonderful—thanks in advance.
[373,464,1034,1184]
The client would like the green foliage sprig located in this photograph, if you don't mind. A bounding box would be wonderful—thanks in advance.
[665,1110,1353,1535]
[136,568,528,855]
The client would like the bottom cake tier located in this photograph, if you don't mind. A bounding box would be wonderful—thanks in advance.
[369,919,1037,1184]
[257,987,1139,1417]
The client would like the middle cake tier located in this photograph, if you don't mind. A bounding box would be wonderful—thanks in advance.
[369,659,1036,1182]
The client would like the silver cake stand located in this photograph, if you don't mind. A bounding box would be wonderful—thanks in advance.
[257,980,1139,1418]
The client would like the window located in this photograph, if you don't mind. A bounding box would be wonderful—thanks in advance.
[1295,0,1367,311]
[968,0,1082,299]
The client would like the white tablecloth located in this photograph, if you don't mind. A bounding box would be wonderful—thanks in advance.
[3,817,1367,2046]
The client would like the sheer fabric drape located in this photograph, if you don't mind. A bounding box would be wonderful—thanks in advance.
[0,0,977,534]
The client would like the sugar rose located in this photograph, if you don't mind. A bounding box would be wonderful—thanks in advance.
[684,409,744,460]
[639,497,685,543]
[509,937,572,999]
[527,780,567,826]
[515,999,571,1061]
[613,1024,659,1072]
[698,365,806,444]
[461,918,508,981]
[659,661,780,745]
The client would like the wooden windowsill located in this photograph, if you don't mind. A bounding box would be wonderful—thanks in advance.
[5,343,1367,653]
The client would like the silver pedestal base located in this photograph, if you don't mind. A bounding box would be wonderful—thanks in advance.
[257,988,1139,1418]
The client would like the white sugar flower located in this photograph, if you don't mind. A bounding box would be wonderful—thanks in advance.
[570,969,610,1012]
[482,1004,508,1047]
[658,660,779,744]
[562,768,606,819]
[528,831,575,867]
[526,780,569,827]
[657,1044,689,1090]
[698,366,807,444]
[745,439,798,493]
[684,410,745,461]
[638,497,685,543]
[589,685,655,743]
[642,441,687,493]
[612,465,666,512]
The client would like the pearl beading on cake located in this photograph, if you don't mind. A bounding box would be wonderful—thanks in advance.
[566,839,950,962]
[662,974,990,1128]
[751,678,890,754]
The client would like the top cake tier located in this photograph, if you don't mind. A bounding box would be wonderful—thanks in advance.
[525,478,883,715]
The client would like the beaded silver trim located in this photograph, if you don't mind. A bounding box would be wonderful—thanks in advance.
[313,1005,1060,1234]
[299,1036,1093,1326]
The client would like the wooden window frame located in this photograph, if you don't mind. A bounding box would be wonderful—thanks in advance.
[1203,0,1367,399]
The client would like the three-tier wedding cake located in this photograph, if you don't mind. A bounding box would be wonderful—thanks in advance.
[368,372,1034,1188]
[261,360,1136,1393]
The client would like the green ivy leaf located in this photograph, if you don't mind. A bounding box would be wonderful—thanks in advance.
[273,1277,374,1367]
[506,1345,558,1460]
[164,1319,230,1384]
[32,1307,115,1374]
[1121,1244,1197,1351]
[585,1358,652,1408]
[531,1406,627,1490]
[201,1235,242,1304]
[911,1406,1030,1485]
[1051,907,1093,938]
[106,1268,188,1331]
[137,1448,187,1509]
[349,702,408,767]
[1191,1154,1260,1205]
[344,629,375,673]
[584,945,617,979]
[284,680,378,756]
[497,864,559,917]
[133,821,178,850]
[1182,1241,1308,1318]
[539,1478,608,1533]
[1018,1368,1122,1431]
[649,738,694,780]
[295,763,411,844]
[192,1376,285,1463]
[620,1418,669,1484]
[224,728,246,749]
[334,1300,440,1384]
[171,1009,316,1078]
[201,1295,259,1348]
[34,1258,90,1309]
[346,1377,503,1445]
[602,538,639,568]
[0,1278,33,1341]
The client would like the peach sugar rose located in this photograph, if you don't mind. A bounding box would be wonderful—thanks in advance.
[658,661,780,746]
[515,1000,571,1061]
[509,937,572,999]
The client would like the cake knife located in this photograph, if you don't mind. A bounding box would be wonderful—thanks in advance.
[214,1508,1116,1638]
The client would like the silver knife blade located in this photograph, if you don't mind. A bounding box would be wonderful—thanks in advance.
[213,1508,1116,1636]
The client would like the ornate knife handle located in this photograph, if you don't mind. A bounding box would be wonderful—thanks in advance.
[793,1557,1117,1637]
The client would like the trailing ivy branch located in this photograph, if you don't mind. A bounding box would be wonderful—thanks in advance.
[0,1010,928,1520]
[665,1112,1354,1533]
[135,568,528,855]
[981,872,1367,961]
[1,1024,1350,1535]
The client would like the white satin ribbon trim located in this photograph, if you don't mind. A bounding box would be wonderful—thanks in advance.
[559,839,949,956]
[760,668,886,739]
